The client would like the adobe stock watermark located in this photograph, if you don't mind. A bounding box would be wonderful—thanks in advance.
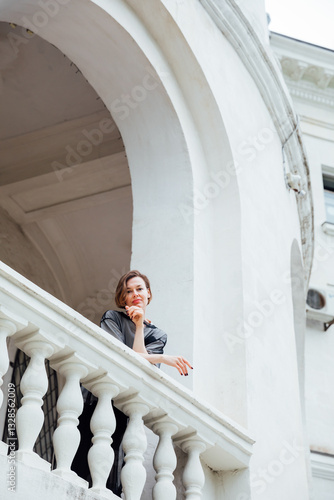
[178,160,242,223]
[223,288,286,353]
[222,230,334,353]
[236,127,274,163]
[51,116,118,182]
[178,127,274,223]
[236,439,304,499]
[76,267,126,321]
[7,0,71,56]
[7,382,16,493]
[52,66,163,182]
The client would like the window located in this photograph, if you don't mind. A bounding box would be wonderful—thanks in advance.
[323,173,334,225]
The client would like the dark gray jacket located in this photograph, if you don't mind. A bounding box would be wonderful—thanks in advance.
[100,310,167,355]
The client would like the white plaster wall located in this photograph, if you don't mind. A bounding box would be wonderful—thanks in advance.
[299,116,334,457]
[283,87,334,497]
[195,25,309,500]
[312,476,334,500]
[159,4,310,496]
[130,0,247,426]
[236,114,309,498]
[302,133,334,287]
[305,322,334,455]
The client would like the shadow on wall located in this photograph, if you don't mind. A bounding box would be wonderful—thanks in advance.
[0,206,63,301]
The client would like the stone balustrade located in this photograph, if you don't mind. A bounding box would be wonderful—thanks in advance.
[0,262,254,499]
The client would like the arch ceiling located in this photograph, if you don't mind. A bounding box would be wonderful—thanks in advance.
[0,0,245,414]
[0,20,132,321]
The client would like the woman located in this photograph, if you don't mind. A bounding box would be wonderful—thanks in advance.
[73,270,192,495]
[101,269,193,376]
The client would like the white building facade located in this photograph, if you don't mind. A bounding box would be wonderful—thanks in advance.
[0,1,318,499]
[271,32,334,500]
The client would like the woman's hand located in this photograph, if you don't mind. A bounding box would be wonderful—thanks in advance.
[161,355,193,376]
[125,305,144,327]
[137,353,193,376]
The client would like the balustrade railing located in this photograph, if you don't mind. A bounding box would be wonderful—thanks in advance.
[0,262,254,499]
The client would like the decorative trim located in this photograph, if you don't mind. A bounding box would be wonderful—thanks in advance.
[283,79,334,108]
[270,34,334,106]
[311,452,334,481]
[199,0,314,282]
[289,87,334,108]
[275,55,334,89]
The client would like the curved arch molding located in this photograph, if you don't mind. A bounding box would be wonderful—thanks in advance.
[200,0,314,282]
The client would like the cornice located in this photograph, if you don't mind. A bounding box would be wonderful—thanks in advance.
[278,57,334,90]
[270,32,334,74]
[272,56,334,109]
[270,32,334,108]
[199,0,314,282]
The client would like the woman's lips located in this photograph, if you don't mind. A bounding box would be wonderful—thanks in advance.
[132,299,141,304]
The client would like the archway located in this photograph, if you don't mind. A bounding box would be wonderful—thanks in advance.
[0,0,245,421]
[0,20,132,324]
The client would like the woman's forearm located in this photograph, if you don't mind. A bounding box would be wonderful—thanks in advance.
[138,353,192,376]
[138,352,163,364]
[132,324,148,354]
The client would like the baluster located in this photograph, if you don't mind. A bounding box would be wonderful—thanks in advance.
[152,419,178,500]
[15,340,54,470]
[52,360,88,485]
[120,400,149,500]
[181,438,206,499]
[87,379,119,498]
[0,319,17,456]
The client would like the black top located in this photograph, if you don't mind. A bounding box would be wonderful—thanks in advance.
[82,311,167,404]
[100,310,167,355]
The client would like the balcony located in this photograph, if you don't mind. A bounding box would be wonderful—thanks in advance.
[0,262,254,499]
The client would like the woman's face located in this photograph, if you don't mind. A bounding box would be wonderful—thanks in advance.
[124,277,151,310]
